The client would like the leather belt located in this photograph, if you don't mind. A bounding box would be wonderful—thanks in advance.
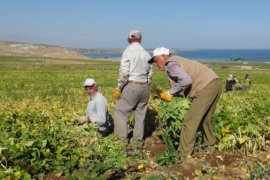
[128,80,148,85]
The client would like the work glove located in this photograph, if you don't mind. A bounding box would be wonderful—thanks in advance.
[160,90,173,102]
[113,88,121,100]
[78,115,88,125]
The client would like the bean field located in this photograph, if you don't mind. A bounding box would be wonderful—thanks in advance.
[0,56,269,179]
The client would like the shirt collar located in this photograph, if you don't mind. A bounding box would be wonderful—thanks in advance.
[129,42,141,47]
[89,92,98,101]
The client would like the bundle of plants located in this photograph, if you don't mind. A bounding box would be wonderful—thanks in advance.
[152,97,191,165]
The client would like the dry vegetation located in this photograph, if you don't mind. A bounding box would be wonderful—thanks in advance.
[0,41,86,59]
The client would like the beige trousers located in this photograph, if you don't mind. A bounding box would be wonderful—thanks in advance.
[113,82,150,142]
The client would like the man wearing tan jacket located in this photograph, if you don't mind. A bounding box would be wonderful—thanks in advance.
[148,47,222,155]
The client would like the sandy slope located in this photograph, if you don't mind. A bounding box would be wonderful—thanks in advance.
[0,41,86,59]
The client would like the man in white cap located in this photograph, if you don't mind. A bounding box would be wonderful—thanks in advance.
[113,30,153,147]
[148,47,222,155]
[79,78,112,136]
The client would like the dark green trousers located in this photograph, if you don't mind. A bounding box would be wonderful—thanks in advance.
[179,79,222,155]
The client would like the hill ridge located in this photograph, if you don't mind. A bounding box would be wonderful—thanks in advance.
[0,41,86,59]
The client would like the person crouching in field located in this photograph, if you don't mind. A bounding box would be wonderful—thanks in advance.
[78,78,112,137]
[148,47,222,156]
[244,73,252,88]
[225,74,236,91]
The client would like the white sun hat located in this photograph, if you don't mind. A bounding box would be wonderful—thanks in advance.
[148,47,170,64]
[129,30,141,39]
[83,78,96,87]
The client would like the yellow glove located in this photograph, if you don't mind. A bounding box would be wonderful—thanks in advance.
[78,115,89,125]
[160,90,172,102]
[113,88,121,100]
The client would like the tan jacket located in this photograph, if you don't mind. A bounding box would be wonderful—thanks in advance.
[167,55,219,97]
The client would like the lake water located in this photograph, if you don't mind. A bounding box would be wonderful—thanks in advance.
[85,49,270,62]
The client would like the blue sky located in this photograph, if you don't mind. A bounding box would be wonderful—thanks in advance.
[0,0,270,49]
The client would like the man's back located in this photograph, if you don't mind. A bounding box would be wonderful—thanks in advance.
[168,55,219,97]
[120,42,152,83]
[113,30,152,145]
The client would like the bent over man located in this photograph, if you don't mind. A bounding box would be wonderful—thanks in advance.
[148,47,222,155]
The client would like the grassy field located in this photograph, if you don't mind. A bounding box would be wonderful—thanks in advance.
[0,56,269,179]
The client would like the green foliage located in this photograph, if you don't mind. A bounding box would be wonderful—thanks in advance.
[0,57,270,177]
[156,132,185,166]
[213,84,270,153]
[154,98,190,166]
[79,135,127,177]
[0,99,127,179]
[249,161,270,179]
[158,98,191,141]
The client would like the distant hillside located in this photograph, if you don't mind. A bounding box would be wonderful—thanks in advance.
[0,41,86,59]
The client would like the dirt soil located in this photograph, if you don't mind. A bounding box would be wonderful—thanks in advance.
[43,133,269,179]
[140,134,270,179]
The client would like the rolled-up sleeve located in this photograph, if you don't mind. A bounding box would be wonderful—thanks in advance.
[166,62,192,95]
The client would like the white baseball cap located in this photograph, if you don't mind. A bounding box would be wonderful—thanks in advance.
[129,30,141,39]
[148,47,170,64]
[83,78,96,87]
